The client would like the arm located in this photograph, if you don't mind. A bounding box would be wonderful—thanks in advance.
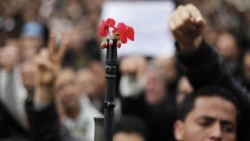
[25,97,65,141]
[0,46,27,128]
[25,35,78,141]
[169,4,250,141]
[169,3,250,104]
[176,40,233,90]
[26,95,83,141]
[177,38,250,141]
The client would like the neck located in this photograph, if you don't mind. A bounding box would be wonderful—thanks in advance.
[65,104,80,120]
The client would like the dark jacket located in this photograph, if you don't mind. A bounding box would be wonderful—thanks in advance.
[121,92,176,141]
[0,94,84,141]
[0,100,28,140]
[0,94,75,141]
[176,40,250,141]
[25,98,83,141]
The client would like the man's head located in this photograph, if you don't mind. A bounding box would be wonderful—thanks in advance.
[215,31,239,64]
[20,59,36,92]
[152,56,179,84]
[144,62,167,105]
[174,87,239,141]
[76,69,98,98]
[113,116,150,141]
[20,22,44,60]
[55,68,80,111]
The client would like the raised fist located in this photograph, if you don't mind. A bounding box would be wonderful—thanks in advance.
[168,4,206,53]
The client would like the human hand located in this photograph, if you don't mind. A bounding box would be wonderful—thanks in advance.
[0,45,19,72]
[168,4,206,53]
[34,34,68,104]
[119,56,147,78]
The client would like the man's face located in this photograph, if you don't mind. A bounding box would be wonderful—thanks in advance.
[55,70,79,110]
[215,33,238,62]
[76,70,97,98]
[144,69,166,105]
[21,36,42,60]
[21,61,36,90]
[174,96,237,141]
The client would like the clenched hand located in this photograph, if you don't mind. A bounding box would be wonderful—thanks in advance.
[168,4,206,53]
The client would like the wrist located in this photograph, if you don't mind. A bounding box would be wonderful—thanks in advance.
[179,36,202,54]
[34,85,54,105]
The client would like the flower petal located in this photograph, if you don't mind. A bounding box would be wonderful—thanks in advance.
[107,18,116,28]
[126,26,135,41]
[120,35,127,44]
[98,25,109,37]
[98,20,109,37]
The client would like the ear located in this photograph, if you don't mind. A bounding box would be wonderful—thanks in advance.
[174,120,184,141]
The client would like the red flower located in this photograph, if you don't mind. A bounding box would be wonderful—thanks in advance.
[99,18,135,48]
[114,22,135,44]
[98,18,116,37]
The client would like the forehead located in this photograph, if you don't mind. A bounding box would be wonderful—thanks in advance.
[55,70,76,85]
[187,96,237,122]
[77,70,95,81]
[113,132,144,141]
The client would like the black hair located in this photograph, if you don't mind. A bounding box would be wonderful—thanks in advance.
[113,116,151,141]
[177,86,240,123]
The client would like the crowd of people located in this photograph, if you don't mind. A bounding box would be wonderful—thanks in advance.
[0,0,250,141]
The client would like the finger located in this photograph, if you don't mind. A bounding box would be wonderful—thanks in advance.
[57,35,68,63]
[178,7,197,31]
[168,19,176,33]
[169,20,181,38]
[178,6,190,22]
[48,33,56,59]
[169,9,187,36]
[172,11,183,30]
[40,48,49,59]
[171,19,184,38]
[36,55,54,71]
[39,48,56,64]
[186,4,204,24]
[35,55,46,70]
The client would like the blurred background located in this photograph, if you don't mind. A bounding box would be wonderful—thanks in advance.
[1,0,250,141]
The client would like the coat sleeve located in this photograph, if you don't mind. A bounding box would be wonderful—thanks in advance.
[25,97,83,141]
[176,40,250,141]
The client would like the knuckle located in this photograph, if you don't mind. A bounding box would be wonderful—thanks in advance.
[186,4,195,9]
[182,16,190,24]
[172,28,180,36]
[170,24,180,33]
[176,5,184,11]
[175,22,184,30]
